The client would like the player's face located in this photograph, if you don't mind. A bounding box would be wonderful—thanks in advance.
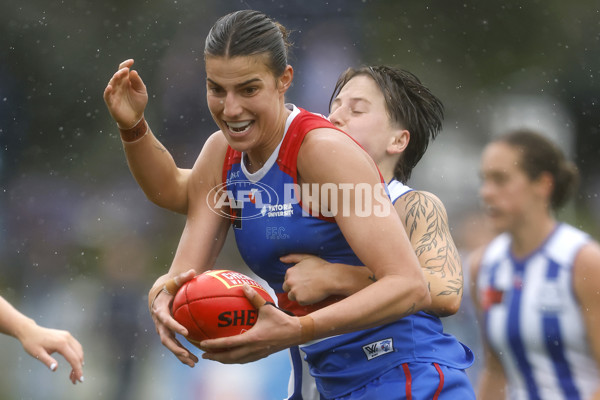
[205,55,292,159]
[479,142,539,234]
[328,75,399,165]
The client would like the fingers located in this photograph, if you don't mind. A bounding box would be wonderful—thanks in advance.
[164,278,179,295]
[103,67,130,103]
[158,324,197,367]
[36,350,58,372]
[172,335,199,365]
[287,291,297,302]
[181,269,197,282]
[242,284,267,309]
[164,269,196,296]
[129,69,147,93]
[279,253,310,264]
[154,302,189,337]
[33,331,85,384]
[60,336,85,384]
[282,279,290,293]
[118,59,134,70]
[151,290,198,368]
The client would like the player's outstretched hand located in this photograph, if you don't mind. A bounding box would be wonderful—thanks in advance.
[18,321,84,384]
[199,284,302,364]
[103,59,148,129]
[148,269,199,367]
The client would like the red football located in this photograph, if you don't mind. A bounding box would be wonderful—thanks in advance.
[171,269,274,347]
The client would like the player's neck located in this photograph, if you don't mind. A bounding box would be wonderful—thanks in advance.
[377,162,395,184]
[510,215,557,259]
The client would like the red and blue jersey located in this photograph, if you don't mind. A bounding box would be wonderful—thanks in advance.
[223,105,473,399]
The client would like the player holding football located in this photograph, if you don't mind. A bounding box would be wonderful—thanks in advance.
[104,10,474,399]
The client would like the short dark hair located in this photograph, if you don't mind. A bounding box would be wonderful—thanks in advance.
[204,10,292,78]
[495,129,580,210]
[329,66,444,182]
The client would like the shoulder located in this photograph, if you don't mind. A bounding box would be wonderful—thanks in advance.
[400,190,446,209]
[540,224,592,273]
[203,130,229,153]
[394,189,448,221]
[298,128,377,182]
[573,239,600,296]
[189,131,229,189]
[195,131,228,162]
[301,127,358,152]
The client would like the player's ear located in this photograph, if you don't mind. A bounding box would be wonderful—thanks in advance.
[533,171,554,201]
[278,65,293,94]
[387,129,409,155]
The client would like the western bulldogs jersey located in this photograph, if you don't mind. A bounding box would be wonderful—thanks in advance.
[223,104,473,399]
[387,178,413,204]
[477,223,598,399]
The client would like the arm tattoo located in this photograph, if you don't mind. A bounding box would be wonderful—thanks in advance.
[153,143,167,153]
[402,191,463,296]
[402,303,417,318]
[152,137,167,153]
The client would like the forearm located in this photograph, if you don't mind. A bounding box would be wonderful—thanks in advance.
[122,124,189,214]
[308,274,430,339]
[326,262,461,318]
[0,296,36,340]
[326,264,374,297]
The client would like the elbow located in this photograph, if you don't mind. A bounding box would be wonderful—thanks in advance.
[145,190,188,215]
[444,297,462,316]
[431,297,461,318]
[413,281,432,312]
[418,288,463,318]
[145,190,165,208]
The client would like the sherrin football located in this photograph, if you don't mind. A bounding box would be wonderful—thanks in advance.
[172,269,274,347]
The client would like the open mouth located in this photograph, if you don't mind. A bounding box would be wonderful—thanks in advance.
[226,121,254,134]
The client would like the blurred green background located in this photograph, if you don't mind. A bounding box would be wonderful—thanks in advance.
[1,1,599,399]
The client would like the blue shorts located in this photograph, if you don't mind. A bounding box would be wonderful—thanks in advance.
[334,362,475,400]
[287,346,474,400]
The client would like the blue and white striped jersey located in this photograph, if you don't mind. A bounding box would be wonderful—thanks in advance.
[477,223,598,399]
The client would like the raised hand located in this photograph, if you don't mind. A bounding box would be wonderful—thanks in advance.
[103,59,148,128]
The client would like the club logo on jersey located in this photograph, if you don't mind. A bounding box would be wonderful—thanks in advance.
[536,281,564,313]
[481,287,504,311]
[362,338,394,360]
